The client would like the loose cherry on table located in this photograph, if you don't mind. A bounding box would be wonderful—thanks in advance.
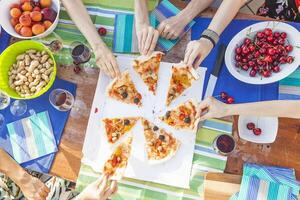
[98,27,107,36]
[246,122,262,136]
[218,92,235,104]
[233,28,295,78]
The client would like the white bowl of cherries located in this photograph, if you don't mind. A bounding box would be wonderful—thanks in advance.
[225,21,300,85]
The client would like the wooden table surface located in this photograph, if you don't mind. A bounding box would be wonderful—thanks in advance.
[48,5,300,182]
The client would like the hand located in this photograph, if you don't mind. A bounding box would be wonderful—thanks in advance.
[184,38,214,68]
[76,175,118,200]
[157,15,188,40]
[94,45,120,78]
[136,23,159,55]
[16,172,50,200]
[196,97,229,121]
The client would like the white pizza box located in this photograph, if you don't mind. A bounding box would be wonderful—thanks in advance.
[81,55,206,189]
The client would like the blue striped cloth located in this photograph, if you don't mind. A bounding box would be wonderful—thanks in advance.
[230,163,300,200]
[279,67,300,100]
[6,111,57,164]
[113,0,195,53]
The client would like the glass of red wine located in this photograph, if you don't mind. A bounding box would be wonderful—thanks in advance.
[212,134,236,156]
[49,89,74,112]
[70,41,92,65]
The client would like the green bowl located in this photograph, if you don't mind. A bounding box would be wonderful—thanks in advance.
[0,40,57,99]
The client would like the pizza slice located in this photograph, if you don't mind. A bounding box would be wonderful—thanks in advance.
[160,100,199,130]
[142,119,180,164]
[133,51,164,94]
[107,71,142,106]
[103,137,132,180]
[103,117,139,144]
[166,63,199,106]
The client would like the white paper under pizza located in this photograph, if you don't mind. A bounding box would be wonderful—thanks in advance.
[81,55,206,189]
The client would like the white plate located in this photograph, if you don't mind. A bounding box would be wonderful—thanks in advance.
[238,116,278,143]
[0,0,60,39]
[225,21,300,85]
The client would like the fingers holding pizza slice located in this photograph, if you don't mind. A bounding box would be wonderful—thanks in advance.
[103,117,139,144]
[107,71,142,106]
[133,51,164,95]
[160,100,200,131]
[141,119,180,164]
[102,137,133,180]
[166,62,199,106]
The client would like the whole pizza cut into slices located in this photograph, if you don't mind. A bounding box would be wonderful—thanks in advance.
[102,137,132,180]
[107,71,142,106]
[160,100,199,130]
[142,119,180,164]
[133,51,164,94]
[166,63,199,106]
[103,117,139,144]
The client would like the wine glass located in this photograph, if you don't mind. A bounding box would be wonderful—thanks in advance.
[212,134,236,156]
[49,89,75,112]
[10,100,27,117]
[0,91,11,110]
[70,41,92,64]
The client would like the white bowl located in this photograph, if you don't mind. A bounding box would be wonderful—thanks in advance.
[238,115,278,143]
[225,21,300,85]
[0,0,60,39]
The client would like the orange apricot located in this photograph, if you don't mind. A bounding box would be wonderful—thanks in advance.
[10,18,19,26]
[20,26,33,37]
[43,20,52,29]
[14,23,23,33]
[32,24,45,35]
[10,8,22,18]
[10,3,21,9]
[40,0,52,8]
[30,11,42,21]
[19,14,32,26]
[21,2,33,12]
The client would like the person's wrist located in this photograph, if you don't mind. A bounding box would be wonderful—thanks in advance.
[9,168,28,186]
[178,9,194,24]
[198,37,214,49]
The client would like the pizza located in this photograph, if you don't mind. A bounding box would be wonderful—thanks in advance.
[133,51,164,94]
[160,100,199,130]
[166,63,199,106]
[107,71,142,106]
[142,119,180,164]
[103,117,139,144]
[103,137,132,180]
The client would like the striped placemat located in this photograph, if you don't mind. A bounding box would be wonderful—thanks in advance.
[35,0,158,66]
[113,0,196,53]
[75,119,232,200]
[279,68,300,100]
[6,111,57,164]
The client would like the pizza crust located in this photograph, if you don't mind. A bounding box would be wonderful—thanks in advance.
[134,51,164,63]
[173,61,200,80]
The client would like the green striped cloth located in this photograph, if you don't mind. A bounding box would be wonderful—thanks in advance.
[279,68,300,100]
[35,0,159,65]
[75,119,232,200]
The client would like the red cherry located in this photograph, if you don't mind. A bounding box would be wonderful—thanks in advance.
[244,38,252,45]
[246,122,255,130]
[272,66,280,73]
[235,55,242,61]
[256,32,265,38]
[279,56,287,64]
[249,45,255,52]
[226,97,235,104]
[253,128,262,135]
[281,32,287,39]
[249,69,257,77]
[264,55,273,63]
[274,32,281,38]
[264,28,272,36]
[267,36,274,42]
[73,66,81,74]
[242,65,249,71]
[242,58,248,63]
[220,92,228,100]
[285,45,293,52]
[235,47,242,55]
[242,46,249,54]
[259,48,266,54]
[254,51,260,58]
[262,70,271,77]
[98,27,107,36]
[248,61,255,67]
[267,48,276,55]
[278,39,285,45]
[287,56,294,64]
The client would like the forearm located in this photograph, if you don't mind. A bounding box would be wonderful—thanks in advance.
[135,0,149,26]
[207,0,247,36]
[178,0,214,23]
[0,149,27,183]
[61,0,104,50]
[226,100,300,118]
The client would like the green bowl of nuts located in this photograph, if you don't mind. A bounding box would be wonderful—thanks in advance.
[0,40,56,99]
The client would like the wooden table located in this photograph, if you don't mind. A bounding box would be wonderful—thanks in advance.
[48,6,300,182]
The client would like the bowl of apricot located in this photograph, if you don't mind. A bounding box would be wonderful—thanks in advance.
[0,0,60,39]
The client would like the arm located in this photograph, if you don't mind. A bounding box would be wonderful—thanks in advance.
[0,149,49,199]
[158,0,214,39]
[184,0,247,68]
[135,0,159,55]
[198,97,300,120]
[61,0,120,78]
